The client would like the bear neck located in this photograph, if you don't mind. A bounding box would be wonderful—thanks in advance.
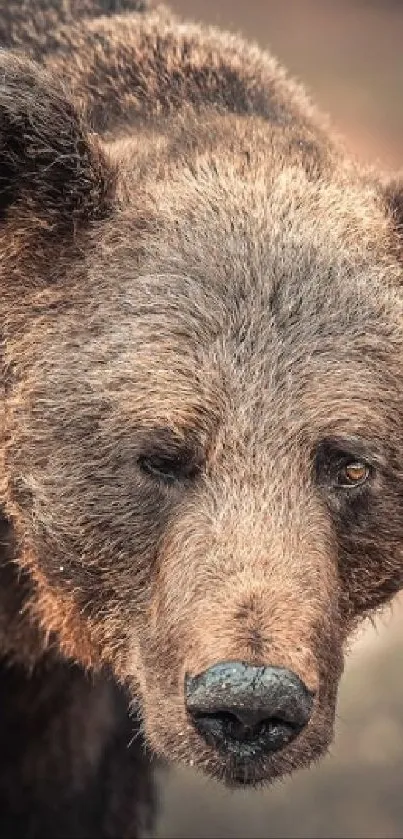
[0,513,51,667]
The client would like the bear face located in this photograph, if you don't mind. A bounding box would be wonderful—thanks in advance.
[2,12,403,790]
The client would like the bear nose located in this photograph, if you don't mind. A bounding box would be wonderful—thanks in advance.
[185,661,314,756]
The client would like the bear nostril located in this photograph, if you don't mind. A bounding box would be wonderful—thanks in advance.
[192,709,297,745]
[185,661,314,756]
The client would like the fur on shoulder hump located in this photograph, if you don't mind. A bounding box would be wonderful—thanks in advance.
[1,1,327,143]
[0,0,149,58]
[42,10,323,138]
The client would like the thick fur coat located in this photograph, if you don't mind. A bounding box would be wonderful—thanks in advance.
[1,1,403,836]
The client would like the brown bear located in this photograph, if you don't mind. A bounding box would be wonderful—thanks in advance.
[1,1,403,836]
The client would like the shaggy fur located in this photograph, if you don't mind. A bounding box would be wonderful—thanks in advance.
[1,0,403,836]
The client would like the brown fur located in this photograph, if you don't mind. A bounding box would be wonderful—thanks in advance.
[1,0,403,833]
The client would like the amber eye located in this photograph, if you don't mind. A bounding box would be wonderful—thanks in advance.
[337,461,370,488]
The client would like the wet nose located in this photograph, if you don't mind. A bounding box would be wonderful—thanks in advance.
[185,661,314,756]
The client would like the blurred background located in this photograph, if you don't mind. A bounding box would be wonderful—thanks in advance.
[152,2,403,838]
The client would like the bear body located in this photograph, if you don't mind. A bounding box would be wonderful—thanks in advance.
[0,650,154,838]
[2,1,403,836]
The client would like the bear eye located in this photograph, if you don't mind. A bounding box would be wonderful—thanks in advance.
[139,453,198,485]
[315,439,373,492]
[336,461,370,488]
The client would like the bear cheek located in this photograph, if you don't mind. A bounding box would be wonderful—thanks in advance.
[332,487,403,624]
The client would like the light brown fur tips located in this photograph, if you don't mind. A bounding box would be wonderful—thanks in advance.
[1,1,403,835]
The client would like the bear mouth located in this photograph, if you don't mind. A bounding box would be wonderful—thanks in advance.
[212,753,277,788]
[190,715,308,788]
[226,769,267,787]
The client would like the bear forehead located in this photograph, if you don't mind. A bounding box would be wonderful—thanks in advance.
[104,114,401,321]
[88,152,402,360]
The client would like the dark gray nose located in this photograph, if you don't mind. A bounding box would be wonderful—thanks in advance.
[185,661,314,756]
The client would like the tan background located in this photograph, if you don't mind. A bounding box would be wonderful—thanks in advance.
[153,3,403,837]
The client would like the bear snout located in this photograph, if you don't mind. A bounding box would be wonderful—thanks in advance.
[185,661,314,759]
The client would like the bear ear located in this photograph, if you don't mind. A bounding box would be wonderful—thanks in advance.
[0,51,116,232]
